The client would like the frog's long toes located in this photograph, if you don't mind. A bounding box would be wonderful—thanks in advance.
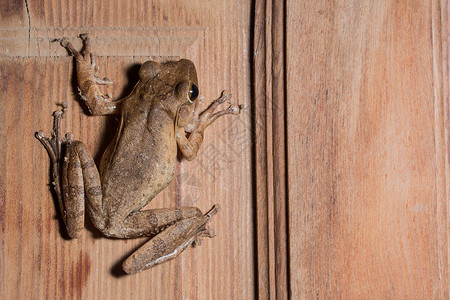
[193,227,216,247]
[94,76,113,85]
[216,91,231,104]
[193,236,203,246]
[52,102,67,117]
[200,227,216,239]
[228,104,242,115]
[60,38,69,47]
[192,205,220,247]
[35,130,46,140]
[65,132,75,142]
[79,33,90,40]
[203,228,215,238]
[204,204,220,220]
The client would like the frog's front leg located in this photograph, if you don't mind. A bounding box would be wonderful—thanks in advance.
[177,91,244,161]
[60,33,123,115]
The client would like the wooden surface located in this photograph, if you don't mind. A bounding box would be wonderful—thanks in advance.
[253,0,289,298]
[2,0,450,299]
[0,1,253,299]
[285,0,449,298]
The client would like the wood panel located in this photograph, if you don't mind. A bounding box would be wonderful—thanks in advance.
[0,1,253,299]
[253,0,289,299]
[286,0,449,298]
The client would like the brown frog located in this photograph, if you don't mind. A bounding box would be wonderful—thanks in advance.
[36,34,243,274]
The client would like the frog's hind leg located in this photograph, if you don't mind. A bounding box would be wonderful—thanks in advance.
[36,105,104,238]
[61,140,105,237]
[122,205,219,274]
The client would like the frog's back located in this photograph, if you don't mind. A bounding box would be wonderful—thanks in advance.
[100,105,178,216]
[98,58,197,217]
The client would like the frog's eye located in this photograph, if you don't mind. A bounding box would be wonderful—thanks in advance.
[188,83,199,102]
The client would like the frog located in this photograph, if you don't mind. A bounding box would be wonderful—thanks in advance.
[35,33,244,274]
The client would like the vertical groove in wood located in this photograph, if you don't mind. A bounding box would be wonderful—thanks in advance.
[253,1,270,297]
[446,1,450,295]
[271,1,289,299]
[4,59,25,300]
[0,61,7,300]
[434,0,450,298]
[253,0,289,298]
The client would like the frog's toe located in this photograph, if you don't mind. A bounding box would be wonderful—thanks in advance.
[204,204,220,220]
[60,37,69,47]
[79,33,90,40]
[216,90,230,104]
[201,227,215,238]
[94,75,113,85]
[35,130,46,140]
[193,226,216,247]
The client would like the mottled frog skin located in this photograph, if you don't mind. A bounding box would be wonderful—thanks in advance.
[36,34,243,274]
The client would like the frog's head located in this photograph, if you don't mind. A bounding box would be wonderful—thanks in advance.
[138,59,199,128]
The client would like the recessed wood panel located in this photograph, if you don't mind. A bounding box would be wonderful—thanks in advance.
[0,1,253,299]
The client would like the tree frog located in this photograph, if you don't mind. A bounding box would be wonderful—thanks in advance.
[36,34,243,274]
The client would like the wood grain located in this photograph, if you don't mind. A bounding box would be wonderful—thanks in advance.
[287,0,449,298]
[0,1,253,299]
[2,0,450,299]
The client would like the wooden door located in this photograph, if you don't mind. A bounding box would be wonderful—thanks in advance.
[2,0,450,299]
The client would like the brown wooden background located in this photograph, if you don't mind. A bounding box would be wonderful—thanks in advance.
[1,0,449,299]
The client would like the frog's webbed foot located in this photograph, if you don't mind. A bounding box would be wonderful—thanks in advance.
[192,228,214,246]
[60,34,121,115]
[193,204,220,246]
[78,33,113,86]
[192,226,215,246]
[177,91,245,160]
[60,34,109,80]
[197,91,245,129]
[35,102,71,166]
